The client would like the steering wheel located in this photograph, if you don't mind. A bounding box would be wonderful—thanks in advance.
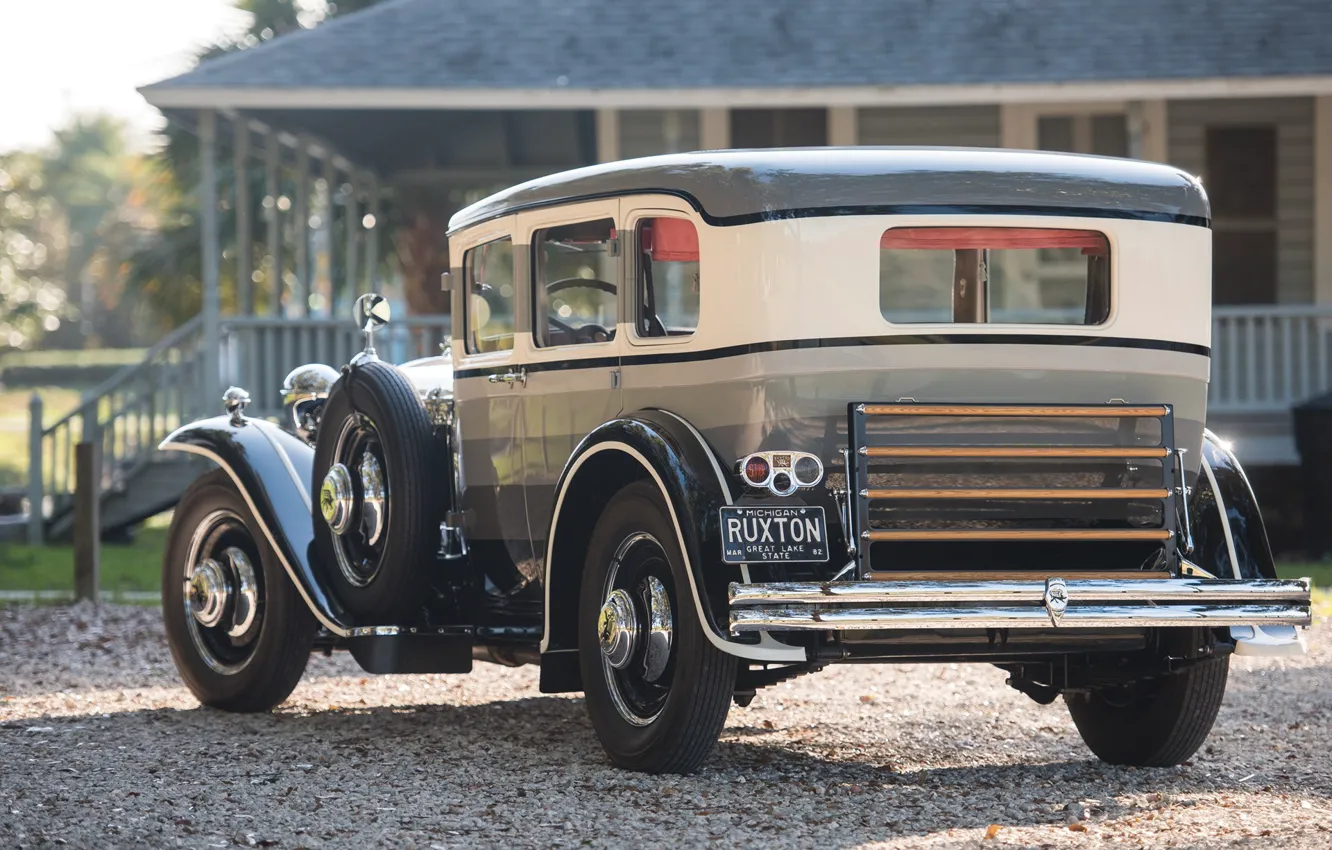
[544,277,616,344]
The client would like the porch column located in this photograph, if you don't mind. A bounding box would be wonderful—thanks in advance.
[1316,96,1332,305]
[1000,104,1037,150]
[345,175,360,299]
[293,139,310,317]
[265,132,282,316]
[199,109,221,408]
[700,108,730,149]
[1127,100,1168,162]
[596,108,620,163]
[365,175,380,288]
[234,120,253,315]
[828,106,858,146]
[321,155,336,315]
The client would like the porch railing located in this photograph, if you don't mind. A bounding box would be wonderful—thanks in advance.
[1209,304,1332,414]
[219,316,452,418]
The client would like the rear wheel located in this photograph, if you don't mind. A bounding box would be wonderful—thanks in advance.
[1066,647,1229,767]
[162,470,316,712]
[579,481,736,774]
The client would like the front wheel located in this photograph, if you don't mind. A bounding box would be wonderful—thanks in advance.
[579,481,737,774]
[1066,649,1229,767]
[162,470,317,712]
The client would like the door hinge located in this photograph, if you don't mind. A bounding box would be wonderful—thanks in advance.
[610,368,621,390]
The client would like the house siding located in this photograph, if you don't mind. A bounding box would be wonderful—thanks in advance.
[857,105,1001,147]
[618,110,702,158]
[1168,97,1315,303]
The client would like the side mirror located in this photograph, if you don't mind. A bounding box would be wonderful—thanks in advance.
[352,293,391,362]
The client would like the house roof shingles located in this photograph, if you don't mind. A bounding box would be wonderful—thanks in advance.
[148,0,1332,93]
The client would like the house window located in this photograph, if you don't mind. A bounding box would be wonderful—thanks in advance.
[463,237,515,354]
[879,227,1111,325]
[532,218,619,347]
[1037,114,1129,157]
[730,108,828,148]
[1206,126,1278,305]
[636,218,700,338]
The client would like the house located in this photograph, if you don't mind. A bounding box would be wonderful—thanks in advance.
[26,0,1332,544]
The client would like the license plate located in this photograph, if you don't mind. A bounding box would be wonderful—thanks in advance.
[720,506,829,564]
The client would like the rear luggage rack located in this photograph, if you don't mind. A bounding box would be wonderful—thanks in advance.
[849,402,1181,576]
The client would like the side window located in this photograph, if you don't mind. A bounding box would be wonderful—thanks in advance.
[636,217,700,338]
[533,218,618,347]
[463,237,515,354]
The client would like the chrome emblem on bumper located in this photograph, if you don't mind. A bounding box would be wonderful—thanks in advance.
[1044,577,1069,624]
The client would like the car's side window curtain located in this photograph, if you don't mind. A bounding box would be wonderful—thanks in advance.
[636,217,701,338]
[532,218,619,347]
[463,237,516,354]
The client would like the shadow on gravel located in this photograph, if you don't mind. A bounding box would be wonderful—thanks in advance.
[6,671,1331,847]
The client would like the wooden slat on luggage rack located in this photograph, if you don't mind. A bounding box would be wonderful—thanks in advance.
[861,446,1170,458]
[858,404,1169,417]
[861,488,1170,500]
[863,529,1172,542]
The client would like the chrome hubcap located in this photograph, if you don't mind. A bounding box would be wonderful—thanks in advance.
[327,415,391,587]
[320,463,355,534]
[641,576,673,683]
[598,589,639,669]
[358,452,386,546]
[186,558,229,628]
[182,510,265,675]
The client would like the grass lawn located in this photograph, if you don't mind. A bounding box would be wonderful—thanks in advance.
[0,525,166,595]
[0,385,87,488]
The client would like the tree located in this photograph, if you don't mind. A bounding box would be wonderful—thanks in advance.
[127,0,388,329]
[0,152,68,349]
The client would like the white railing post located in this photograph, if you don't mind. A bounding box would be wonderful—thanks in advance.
[27,392,43,545]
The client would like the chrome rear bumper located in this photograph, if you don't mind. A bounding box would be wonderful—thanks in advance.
[728,577,1312,632]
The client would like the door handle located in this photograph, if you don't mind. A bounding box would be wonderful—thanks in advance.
[487,367,527,387]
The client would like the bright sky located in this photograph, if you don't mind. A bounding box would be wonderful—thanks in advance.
[0,0,250,153]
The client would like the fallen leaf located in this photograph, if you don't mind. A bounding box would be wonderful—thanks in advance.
[1069,822,1088,833]
[859,695,875,704]
[762,720,775,730]
[984,824,1002,839]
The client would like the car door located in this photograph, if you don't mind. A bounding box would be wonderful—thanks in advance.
[451,216,540,599]
[518,200,625,572]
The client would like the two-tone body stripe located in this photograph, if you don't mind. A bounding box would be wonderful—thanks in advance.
[455,333,1211,380]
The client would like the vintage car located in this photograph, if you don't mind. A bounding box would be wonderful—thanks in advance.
[160,148,1312,775]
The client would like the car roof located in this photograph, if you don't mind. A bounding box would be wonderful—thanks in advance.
[448,147,1210,235]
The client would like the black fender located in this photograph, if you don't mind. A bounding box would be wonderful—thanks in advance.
[539,409,807,689]
[1189,430,1278,580]
[160,414,353,636]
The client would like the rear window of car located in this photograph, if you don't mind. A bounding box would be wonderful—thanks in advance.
[879,227,1111,325]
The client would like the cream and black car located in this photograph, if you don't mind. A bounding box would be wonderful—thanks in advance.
[159,148,1311,775]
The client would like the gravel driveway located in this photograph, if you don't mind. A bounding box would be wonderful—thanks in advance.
[3,603,1331,849]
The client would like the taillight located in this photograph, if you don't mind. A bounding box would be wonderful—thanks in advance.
[743,455,772,487]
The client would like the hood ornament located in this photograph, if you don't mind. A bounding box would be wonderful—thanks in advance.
[352,293,391,363]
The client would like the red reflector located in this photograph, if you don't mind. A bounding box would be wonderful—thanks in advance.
[743,456,771,486]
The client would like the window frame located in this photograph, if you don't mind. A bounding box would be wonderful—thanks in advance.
[626,210,703,346]
[529,215,622,350]
[877,225,1114,328]
[455,221,521,361]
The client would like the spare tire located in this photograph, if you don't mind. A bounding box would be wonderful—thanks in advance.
[312,359,445,622]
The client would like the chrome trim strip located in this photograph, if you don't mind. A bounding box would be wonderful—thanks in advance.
[160,441,351,638]
[730,604,1312,632]
[729,577,1311,606]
